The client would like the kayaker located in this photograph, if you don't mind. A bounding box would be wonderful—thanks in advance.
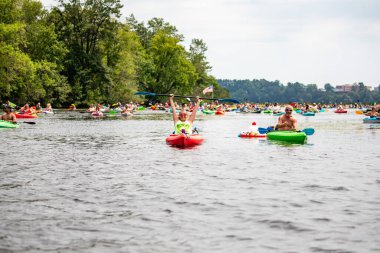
[20,103,31,113]
[121,104,133,116]
[86,104,95,112]
[93,104,103,116]
[277,105,298,131]
[169,94,200,134]
[272,103,281,114]
[45,103,53,112]
[365,107,379,117]
[35,102,42,112]
[1,105,17,123]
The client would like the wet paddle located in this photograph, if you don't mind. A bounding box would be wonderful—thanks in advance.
[135,91,240,103]
[259,127,315,136]
[355,110,363,115]
[22,121,36,124]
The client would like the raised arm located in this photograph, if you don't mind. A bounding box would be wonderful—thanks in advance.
[189,96,201,124]
[169,94,178,123]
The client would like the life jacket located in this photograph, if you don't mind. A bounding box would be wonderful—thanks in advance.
[175,120,192,134]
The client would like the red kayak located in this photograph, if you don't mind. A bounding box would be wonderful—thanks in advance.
[334,109,347,113]
[15,113,38,119]
[166,134,204,147]
[92,111,103,117]
[238,133,266,138]
[215,110,225,115]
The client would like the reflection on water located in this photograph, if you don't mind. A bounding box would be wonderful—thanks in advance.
[0,109,379,252]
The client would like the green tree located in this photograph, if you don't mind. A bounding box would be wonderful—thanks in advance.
[50,0,123,104]
[139,30,196,95]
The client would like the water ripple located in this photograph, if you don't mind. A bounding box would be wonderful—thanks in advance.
[0,110,379,252]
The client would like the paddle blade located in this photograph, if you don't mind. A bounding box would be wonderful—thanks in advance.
[258,127,268,134]
[134,91,157,96]
[218,98,240,104]
[355,110,363,115]
[302,128,315,135]
[23,121,36,124]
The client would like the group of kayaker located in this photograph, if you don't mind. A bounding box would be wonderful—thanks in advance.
[0,101,54,123]
[84,102,135,117]
[168,94,298,136]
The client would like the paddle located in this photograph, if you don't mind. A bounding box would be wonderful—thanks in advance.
[135,91,240,103]
[22,121,36,124]
[355,110,363,115]
[258,127,315,136]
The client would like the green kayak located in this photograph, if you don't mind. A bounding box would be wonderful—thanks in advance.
[263,110,272,114]
[0,120,19,128]
[267,131,307,143]
[202,110,215,115]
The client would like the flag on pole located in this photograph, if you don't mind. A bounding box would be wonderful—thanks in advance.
[202,85,214,94]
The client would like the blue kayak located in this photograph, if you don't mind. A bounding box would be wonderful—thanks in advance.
[302,112,315,116]
[363,117,380,123]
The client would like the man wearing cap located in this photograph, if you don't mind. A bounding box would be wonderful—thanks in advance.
[1,105,17,123]
[277,105,297,131]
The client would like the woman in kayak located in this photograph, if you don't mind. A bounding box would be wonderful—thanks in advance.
[45,103,53,112]
[1,105,17,123]
[169,94,200,134]
[277,105,297,131]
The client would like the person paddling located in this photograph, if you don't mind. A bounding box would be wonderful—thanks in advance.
[1,105,17,123]
[277,105,297,131]
[365,107,379,117]
[169,94,200,134]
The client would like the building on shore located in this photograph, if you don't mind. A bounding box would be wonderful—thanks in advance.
[335,83,373,93]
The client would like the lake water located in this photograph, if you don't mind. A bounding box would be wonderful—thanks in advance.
[1,110,379,252]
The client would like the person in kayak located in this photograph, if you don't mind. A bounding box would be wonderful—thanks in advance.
[277,105,297,131]
[1,105,17,123]
[45,103,53,112]
[169,94,200,134]
[20,103,31,113]
[365,107,379,117]
[86,104,95,112]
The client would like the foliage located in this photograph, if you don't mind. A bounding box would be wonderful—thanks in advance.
[218,79,380,103]
[0,0,70,106]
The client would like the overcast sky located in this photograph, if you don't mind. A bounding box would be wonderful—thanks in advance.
[41,0,380,88]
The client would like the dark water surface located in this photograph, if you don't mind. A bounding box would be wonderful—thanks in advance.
[1,110,379,252]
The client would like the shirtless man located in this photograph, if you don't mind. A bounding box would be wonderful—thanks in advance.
[277,105,297,131]
[365,107,379,117]
[1,105,17,123]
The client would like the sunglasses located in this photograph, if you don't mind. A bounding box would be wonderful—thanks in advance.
[285,109,292,112]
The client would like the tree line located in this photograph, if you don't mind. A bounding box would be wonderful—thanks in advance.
[0,0,227,107]
[218,79,380,104]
